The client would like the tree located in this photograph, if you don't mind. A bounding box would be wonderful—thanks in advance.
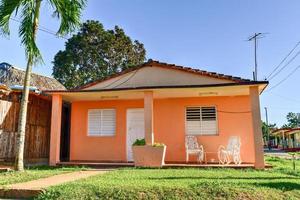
[0,0,86,171]
[262,121,277,148]
[282,112,300,128]
[262,121,277,139]
[52,20,146,89]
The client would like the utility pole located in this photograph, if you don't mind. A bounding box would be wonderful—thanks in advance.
[264,107,271,150]
[248,33,266,81]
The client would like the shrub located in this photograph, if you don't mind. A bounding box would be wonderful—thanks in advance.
[132,138,146,146]
[132,139,165,147]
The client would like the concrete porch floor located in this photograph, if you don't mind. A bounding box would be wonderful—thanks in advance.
[58,161,272,169]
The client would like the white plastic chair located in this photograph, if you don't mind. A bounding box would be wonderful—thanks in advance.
[218,136,241,165]
[185,135,204,163]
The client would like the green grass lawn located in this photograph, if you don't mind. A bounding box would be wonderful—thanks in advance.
[0,166,84,186]
[36,156,300,200]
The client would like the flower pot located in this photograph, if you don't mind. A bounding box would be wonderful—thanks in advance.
[132,145,166,167]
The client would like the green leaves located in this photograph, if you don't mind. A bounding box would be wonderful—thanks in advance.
[282,112,300,128]
[0,0,86,65]
[19,0,42,64]
[0,0,22,36]
[48,0,86,36]
[52,20,146,89]
[132,139,146,146]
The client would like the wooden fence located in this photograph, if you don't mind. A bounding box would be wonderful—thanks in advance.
[0,94,51,163]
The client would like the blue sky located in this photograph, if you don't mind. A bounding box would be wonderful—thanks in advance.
[1,0,300,126]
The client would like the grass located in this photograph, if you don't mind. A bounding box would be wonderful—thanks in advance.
[0,166,85,186]
[36,156,300,200]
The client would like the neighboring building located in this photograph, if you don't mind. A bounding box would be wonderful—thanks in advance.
[0,62,66,163]
[45,60,268,168]
[270,128,300,150]
[0,62,65,91]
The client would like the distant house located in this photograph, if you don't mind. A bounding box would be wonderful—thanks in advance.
[0,62,65,91]
[0,62,65,164]
[46,60,268,168]
[270,128,300,150]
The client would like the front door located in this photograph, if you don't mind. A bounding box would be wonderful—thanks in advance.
[126,109,145,161]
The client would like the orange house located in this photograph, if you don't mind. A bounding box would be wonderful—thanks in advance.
[46,60,268,169]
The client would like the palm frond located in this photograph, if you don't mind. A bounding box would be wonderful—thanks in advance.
[0,0,22,36]
[19,0,42,64]
[48,0,86,36]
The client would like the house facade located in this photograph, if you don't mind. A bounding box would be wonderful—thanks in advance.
[46,60,268,168]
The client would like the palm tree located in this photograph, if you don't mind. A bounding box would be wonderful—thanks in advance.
[0,0,86,171]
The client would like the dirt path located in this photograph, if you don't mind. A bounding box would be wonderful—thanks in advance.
[0,169,111,198]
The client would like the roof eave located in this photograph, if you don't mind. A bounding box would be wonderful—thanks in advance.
[43,81,269,94]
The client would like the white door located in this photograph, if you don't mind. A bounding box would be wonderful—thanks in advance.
[126,109,145,161]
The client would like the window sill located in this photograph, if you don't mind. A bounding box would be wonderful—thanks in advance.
[186,134,219,136]
[87,134,116,137]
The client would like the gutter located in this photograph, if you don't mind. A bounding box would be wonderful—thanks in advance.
[43,81,269,94]
[10,85,41,94]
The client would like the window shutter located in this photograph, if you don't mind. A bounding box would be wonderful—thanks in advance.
[88,109,116,136]
[186,106,217,135]
[88,109,102,136]
[186,107,202,135]
[201,107,217,135]
[100,109,116,136]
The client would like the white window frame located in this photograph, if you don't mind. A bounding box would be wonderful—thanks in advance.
[87,108,116,137]
[185,106,218,136]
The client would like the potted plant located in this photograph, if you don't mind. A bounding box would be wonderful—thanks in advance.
[132,138,166,167]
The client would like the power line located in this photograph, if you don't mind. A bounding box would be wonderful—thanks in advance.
[110,69,140,89]
[266,41,300,80]
[269,92,300,104]
[266,64,300,92]
[10,17,68,40]
[266,106,300,110]
[268,49,300,81]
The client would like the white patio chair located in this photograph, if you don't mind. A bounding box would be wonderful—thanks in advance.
[185,135,205,163]
[218,136,241,165]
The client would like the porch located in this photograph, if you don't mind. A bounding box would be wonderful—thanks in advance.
[46,84,266,169]
[58,161,270,169]
[271,128,300,150]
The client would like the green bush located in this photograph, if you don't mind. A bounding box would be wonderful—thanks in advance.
[132,138,165,147]
[132,138,146,146]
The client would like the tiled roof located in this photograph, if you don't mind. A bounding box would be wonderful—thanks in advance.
[78,59,252,90]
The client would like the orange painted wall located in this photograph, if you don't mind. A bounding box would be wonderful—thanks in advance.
[70,95,255,163]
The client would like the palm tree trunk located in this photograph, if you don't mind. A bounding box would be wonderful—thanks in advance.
[15,0,42,171]
[15,57,33,171]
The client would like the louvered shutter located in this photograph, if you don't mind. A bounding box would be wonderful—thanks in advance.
[100,109,116,136]
[88,109,102,136]
[186,106,217,135]
[201,107,217,135]
[88,109,116,136]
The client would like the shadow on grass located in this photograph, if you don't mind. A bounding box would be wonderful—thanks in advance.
[24,165,87,171]
[148,176,300,180]
[255,182,300,191]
